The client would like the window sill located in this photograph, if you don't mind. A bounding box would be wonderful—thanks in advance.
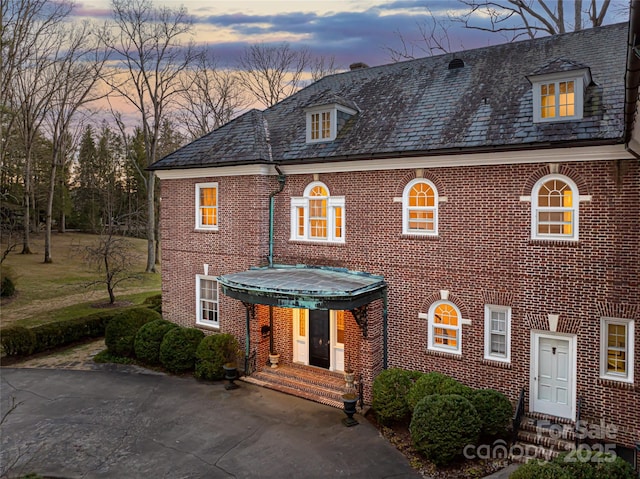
[289,239,345,246]
[597,377,635,390]
[426,348,462,360]
[196,323,220,332]
[194,228,219,233]
[481,358,512,369]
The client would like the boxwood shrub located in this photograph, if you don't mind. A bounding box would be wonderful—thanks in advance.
[372,368,423,425]
[1,275,16,297]
[406,371,472,411]
[0,326,36,356]
[159,327,205,373]
[194,333,239,381]
[468,388,513,438]
[143,294,162,314]
[105,307,161,357]
[409,393,481,466]
[510,452,636,479]
[134,319,178,365]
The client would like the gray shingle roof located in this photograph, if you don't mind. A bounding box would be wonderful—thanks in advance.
[150,23,627,171]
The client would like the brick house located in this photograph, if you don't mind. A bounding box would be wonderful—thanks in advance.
[150,20,639,465]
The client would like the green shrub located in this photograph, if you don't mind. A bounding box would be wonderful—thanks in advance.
[143,294,162,314]
[372,368,423,425]
[194,333,240,380]
[409,394,481,466]
[510,460,573,479]
[406,371,472,411]
[105,307,161,357]
[134,319,178,365]
[593,453,637,479]
[469,388,513,438]
[0,326,36,356]
[159,327,205,373]
[1,275,16,297]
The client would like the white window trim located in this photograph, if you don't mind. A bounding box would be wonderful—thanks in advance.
[402,178,439,235]
[196,274,219,329]
[530,69,590,123]
[195,182,218,231]
[484,305,511,363]
[427,300,462,355]
[305,103,357,143]
[600,317,634,383]
[290,181,345,243]
[531,174,579,241]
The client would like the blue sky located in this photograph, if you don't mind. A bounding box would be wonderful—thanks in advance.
[74,0,629,68]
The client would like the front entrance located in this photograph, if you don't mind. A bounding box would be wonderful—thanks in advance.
[530,332,576,419]
[293,309,345,371]
[309,310,330,368]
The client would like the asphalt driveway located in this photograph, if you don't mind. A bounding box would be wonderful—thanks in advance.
[0,367,420,479]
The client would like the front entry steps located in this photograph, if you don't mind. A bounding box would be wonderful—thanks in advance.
[513,413,576,462]
[242,363,347,409]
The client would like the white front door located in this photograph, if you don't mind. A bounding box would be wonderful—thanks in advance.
[531,333,576,419]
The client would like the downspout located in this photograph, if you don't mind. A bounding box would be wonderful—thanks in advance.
[268,166,286,356]
[625,1,640,158]
[382,286,388,370]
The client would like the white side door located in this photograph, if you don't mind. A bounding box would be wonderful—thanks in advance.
[531,333,575,419]
[293,309,309,365]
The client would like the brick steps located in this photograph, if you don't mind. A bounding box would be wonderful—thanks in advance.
[242,364,348,410]
[513,414,576,462]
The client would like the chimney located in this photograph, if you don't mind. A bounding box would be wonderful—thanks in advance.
[349,62,369,71]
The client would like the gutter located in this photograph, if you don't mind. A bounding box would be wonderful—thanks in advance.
[625,0,640,158]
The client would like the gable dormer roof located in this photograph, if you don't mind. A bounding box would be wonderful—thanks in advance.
[151,23,627,171]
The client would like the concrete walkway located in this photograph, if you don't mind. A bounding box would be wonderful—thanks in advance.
[1,367,420,479]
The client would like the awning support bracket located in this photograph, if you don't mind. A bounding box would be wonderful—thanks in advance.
[350,305,368,338]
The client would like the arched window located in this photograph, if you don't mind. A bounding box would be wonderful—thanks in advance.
[427,301,462,354]
[402,179,438,235]
[291,181,345,243]
[531,175,578,240]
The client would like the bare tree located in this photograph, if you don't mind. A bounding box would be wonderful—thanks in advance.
[102,0,197,273]
[310,55,342,82]
[385,9,456,61]
[2,0,73,254]
[455,0,615,41]
[81,227,142,304]
[237,42,311,108]
[176,51,247,139]
[42,21,109,263]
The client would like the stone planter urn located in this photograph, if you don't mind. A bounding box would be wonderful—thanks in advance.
[344,370,355,390]
[268,353,280,369]
[223,363,239,390]
[341,393,359,427]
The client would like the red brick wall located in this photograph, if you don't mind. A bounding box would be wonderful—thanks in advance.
[159,158,639,450]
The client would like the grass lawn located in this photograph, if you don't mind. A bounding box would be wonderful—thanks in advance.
[1,231,161,328]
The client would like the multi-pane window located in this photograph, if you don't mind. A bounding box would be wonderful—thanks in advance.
[310,111,332,141]
[428,301,461,354]
[196,183,218,230]
[484,305,511,362]
[402,179,438,235]
[600,318,634,383]
[531,175,578,240]
[540,81,575,119]
[290,181,345,243]
[196,276,219,328]
[336,311,345,345]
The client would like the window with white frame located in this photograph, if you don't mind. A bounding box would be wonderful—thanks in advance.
[600,318,634,383]
[195,183,218,230]
[530,69,590,123]
[196,275,219,328]
[305,104,357,143]
[428,301,462,354]
[531,174,579,241]
[291,181,345,243]
[402,178,438,235]
[484,305,511,362]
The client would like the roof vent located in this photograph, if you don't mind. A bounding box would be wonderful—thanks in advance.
[349,62,369,71]
[448,58,464,70]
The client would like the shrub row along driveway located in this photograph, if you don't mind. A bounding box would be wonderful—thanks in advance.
[0,368,420,478]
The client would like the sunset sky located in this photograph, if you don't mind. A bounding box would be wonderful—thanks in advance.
[73,0,629,69]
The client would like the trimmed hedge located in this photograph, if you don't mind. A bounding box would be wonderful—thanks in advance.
[469,388,513,438]
[159,327,205,373]
[1,275,16,297]
[143,294,162,314]
[134,319,178,365]
[406,371,472,411]
[372,368,423,424]
[105,307,161,357]
[1,311,116,357]
[409,393,481,466]
[510,452,636,479]
[194,333,239,381]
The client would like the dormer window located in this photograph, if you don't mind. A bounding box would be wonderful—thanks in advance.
[305,103,357,143]
[529,68,591,123]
